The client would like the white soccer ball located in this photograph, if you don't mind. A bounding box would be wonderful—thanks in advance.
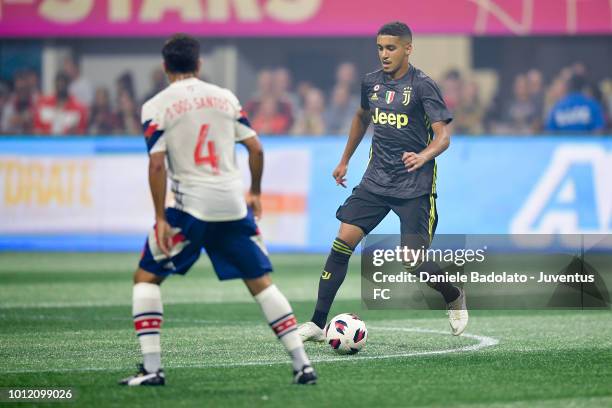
[324,313,368,355]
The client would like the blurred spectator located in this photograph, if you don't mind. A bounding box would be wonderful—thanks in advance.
[116,71,136,101]
[545,74,605,132]
[572,62,587,77]
[441,69,463,112]
[63,56,94,108]
[296,80,314,108]
[115,89,140,135]
[583,79,606,110]
[250,96,292,135]
[34,72,88,135]
[1,71,37,134]
[23,69,41,100]
[5,51,612,137]
[143,67,167,104]
[559,66,573,82]
[0,82,9,134]
[88,87,117,135]
[291,88,326,136]
[483,92,502,133]
[499,74,539,134]
[245,69,274,118]
[332,62,360,111]
[336,62,359,92]
[453,80,485,135]
[245,69,292,134]
[601,79,612,129]
[526,69,545,126]
[271,67,298,122]
[544,76,567,117]
[324,85,358,135]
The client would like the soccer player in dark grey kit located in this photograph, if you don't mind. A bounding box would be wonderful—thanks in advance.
[298,21,468,342]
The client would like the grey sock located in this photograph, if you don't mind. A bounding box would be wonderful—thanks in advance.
[143,352,162,373]
[289,347,310,372]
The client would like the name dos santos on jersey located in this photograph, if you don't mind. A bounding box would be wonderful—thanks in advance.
[372,108,409,129]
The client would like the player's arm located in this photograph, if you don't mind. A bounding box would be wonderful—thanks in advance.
[230,89,265,220]
[148,151,172,257]
[402,121,450,172]
[240,136,264,220]
[142,101,172,256]
[403,78,453,172]
[334,106,371,188]
[149,152,167,223]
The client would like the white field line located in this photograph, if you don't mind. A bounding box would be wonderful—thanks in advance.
[0,325,499,374]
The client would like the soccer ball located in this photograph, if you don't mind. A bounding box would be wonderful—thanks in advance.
[324,313,367,355]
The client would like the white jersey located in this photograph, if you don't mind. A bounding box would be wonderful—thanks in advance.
[141,78,255,221]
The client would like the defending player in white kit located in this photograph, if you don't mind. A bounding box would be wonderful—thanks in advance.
[119,34,317,386]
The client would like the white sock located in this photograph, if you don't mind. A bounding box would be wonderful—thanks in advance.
[132,282,163,372]
[254,284,311,371]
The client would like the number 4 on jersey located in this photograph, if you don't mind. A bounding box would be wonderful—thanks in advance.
[194,124,219,174]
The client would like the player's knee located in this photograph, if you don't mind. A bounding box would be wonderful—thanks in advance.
[337,224,364,248]
[133,268,164,285]
[329,237,353,263]
[244,273,272,296]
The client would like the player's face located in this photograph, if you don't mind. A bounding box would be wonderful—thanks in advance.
[377,35,411,76]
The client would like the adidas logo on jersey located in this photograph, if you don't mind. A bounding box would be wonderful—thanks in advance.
[371,108,409,129]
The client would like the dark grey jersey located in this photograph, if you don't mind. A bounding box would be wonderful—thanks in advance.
[359,65,452,199]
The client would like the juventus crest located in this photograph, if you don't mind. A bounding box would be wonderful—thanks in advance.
[402,87,412,106]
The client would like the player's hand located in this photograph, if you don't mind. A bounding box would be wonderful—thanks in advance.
[402,152,427,172]
[155,218,173,257]
[332,163,348,188]
[246,192,262,221]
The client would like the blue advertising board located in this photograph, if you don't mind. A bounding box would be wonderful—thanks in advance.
[0,136,610,252]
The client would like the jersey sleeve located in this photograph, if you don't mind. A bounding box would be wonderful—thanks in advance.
[418,77,453,124]
[141,99,166,154]
[226,90,257,142]
[360,77,371,111]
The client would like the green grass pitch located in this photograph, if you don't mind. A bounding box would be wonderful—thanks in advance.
[1,252,611,407]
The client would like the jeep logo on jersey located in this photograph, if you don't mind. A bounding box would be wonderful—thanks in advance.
[511,145,612,236]
[371,107,409,129]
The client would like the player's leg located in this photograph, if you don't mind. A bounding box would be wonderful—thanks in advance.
[244,274,316,385]
[300,187,390,340]
[120,209,203,386]
[392,194,460,302]
[205,210,316,384]
[308,223,363,331]
[122,269,166,385]
[392,194,468,335]
[446,285,468,336]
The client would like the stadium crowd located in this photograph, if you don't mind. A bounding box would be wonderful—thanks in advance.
[0,58,610,136]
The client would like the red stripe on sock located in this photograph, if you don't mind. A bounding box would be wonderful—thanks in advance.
[134,317,163,332]
[272,315,297,336]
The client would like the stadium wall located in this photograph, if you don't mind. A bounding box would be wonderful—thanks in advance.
[0,136,610,252]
